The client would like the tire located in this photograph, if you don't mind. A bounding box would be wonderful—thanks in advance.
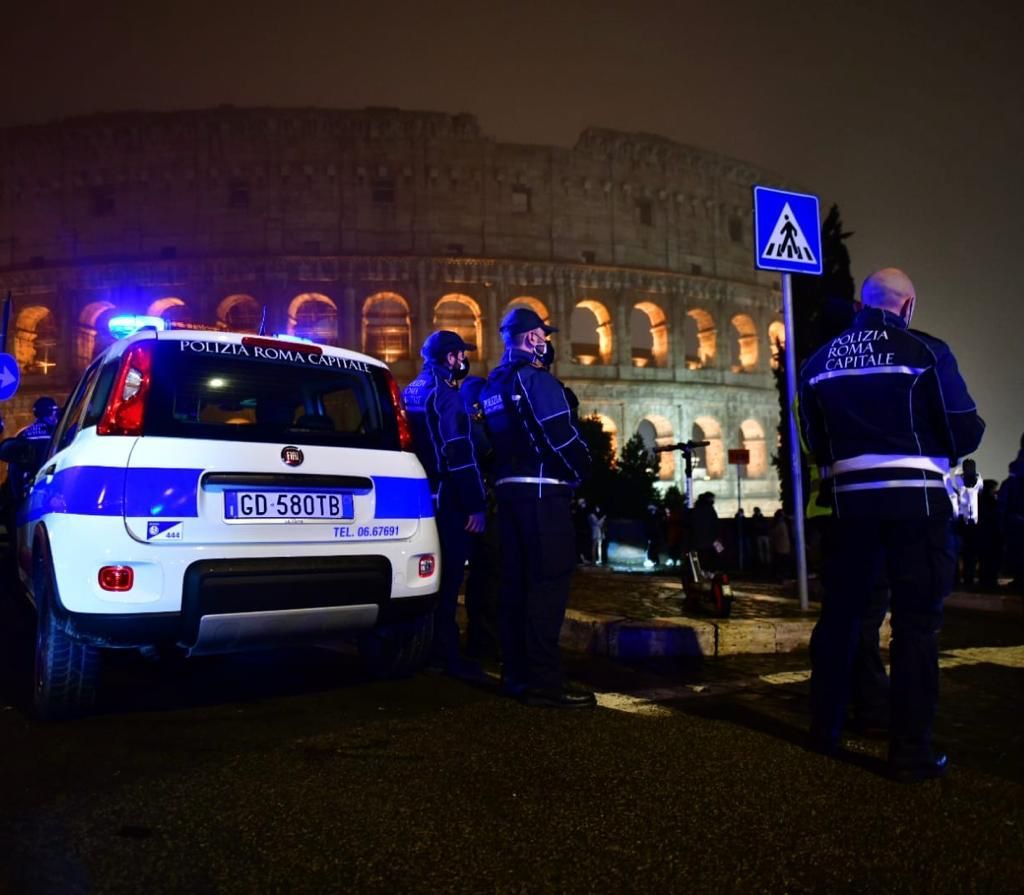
[358,612,434,679]
[33,549,99,721]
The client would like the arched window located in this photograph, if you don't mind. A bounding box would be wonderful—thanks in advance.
[218,294,262,333]
[631,302,669,368]
[362,292,411,361]
[288,293,338,344]
[14,306,58,374]
[504,296,550,324]
[147,296,192,326]
[637,414,676,480]
[740,418,768,478]
[434,294,483,359]
[730,313,759,372]
[571,300,613,365]
[768,320,785,370]
[76,301,117,371]
[684,308,716,369]
[692,416,725,480]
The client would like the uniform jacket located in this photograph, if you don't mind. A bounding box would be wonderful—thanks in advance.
[799,306,984,518]
[480,347,591,493]
[402,364,486,514]
[3,420,54,501]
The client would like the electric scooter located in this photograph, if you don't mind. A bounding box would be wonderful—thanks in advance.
[655,440,733,618]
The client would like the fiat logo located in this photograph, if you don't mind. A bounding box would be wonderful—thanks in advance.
[281,445,304,467]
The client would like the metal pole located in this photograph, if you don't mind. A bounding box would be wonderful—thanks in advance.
[782,273,809,610]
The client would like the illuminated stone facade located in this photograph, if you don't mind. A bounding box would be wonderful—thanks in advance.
[0,107,790,509]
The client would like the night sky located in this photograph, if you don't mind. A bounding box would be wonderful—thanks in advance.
[3,0,1021,477]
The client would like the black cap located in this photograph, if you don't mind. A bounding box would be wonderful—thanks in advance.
[421,330,476,361]
[499,307,557,336]
[33,397,59,419]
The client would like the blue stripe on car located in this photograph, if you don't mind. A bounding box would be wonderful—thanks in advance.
[18,467,433,523]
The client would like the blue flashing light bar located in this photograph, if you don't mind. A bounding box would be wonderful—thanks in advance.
[108,315,167,339]
[271,333,316,345]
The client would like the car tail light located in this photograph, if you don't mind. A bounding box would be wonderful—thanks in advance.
[384,371,414,452]
[98,343,153,436]
[98,565,134,591]
[418,555,435,578]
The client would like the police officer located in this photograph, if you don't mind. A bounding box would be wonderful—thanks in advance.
[4,397,59,503]
[799,268,984,781]
[481,307,594,707]
[403,331,487,677]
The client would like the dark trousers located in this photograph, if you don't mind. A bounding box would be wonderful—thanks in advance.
[850,585,891,727]
[497,487,575,691]
[811,515,954,761]
[434,491,472,662]
[464,504,501,660]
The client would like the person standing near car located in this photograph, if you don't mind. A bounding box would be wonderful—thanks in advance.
[799,267,984,781]
[481,307,594,707]
[403,331,487,678]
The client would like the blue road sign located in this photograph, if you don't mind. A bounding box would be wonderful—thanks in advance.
[0,352,20,400]
[753,186,823,276]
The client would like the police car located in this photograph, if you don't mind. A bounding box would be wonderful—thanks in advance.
[13,318,439,719]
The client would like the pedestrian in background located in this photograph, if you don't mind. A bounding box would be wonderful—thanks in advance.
[481,307,594,708]
[977,479,1001,590]
[998,433,1024,593]
[690,491,720,572]
[770,510,791,581]
[751,506,771,572]
[587,505,606,566]
[800,267,984,781]
[403,332,487,679]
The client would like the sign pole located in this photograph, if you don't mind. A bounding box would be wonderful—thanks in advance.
[782,272,809,610]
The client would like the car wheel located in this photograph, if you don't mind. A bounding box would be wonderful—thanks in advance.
[358,611,434,679]
[33,552,99,721]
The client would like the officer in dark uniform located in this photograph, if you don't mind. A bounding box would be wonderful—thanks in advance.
[402,331,486,677]
[480,307,594,707]
[799,268,984,781]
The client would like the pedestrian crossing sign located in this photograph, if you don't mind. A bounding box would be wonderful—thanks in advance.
[753,186,823,276]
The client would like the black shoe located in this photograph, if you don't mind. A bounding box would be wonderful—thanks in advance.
[520,686,597,709]
[889,752,949,783]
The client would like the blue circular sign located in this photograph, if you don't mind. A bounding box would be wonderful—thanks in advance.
[0,352,21,401]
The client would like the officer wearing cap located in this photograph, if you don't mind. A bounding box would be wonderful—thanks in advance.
[4,397,59,502]
[799,268,984,781]
[480,307,594,707]
[403,331,487,677]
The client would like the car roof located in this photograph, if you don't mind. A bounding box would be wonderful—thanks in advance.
[99,328,389,370]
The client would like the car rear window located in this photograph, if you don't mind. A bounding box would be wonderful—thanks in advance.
[144,339,402,449]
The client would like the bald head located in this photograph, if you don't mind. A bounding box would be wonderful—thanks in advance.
[861,268,917,320]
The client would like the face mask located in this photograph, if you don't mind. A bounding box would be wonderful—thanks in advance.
[539,340,555,368]
[451,357,470,381]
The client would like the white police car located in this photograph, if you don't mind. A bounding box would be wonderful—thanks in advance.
[14,318,439,719]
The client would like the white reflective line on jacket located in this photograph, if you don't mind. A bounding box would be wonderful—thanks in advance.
[831,454,950,476]
[808,364,926,386]
[833,479,948,493]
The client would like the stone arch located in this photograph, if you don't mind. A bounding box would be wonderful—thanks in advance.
[434,293,484,360]
[76,301,117,371]
[684,308,717,369]
[637,413,676,480]
[740,418,768,478]
[14,305,58,374]
[631,301,669,368]
[768,320,786,370]
[288,292,338,345]
[504,296,550,324]
[362,291,411,361]
[571,299,613,365]
[730,313,759,372]
[218,294,261,333]
[692,415,725,480]
[147,296,192,325]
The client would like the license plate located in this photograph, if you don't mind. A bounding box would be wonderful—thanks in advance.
[223,490,354,521]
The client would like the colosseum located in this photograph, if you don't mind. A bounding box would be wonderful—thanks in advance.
[0,107,790,511]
